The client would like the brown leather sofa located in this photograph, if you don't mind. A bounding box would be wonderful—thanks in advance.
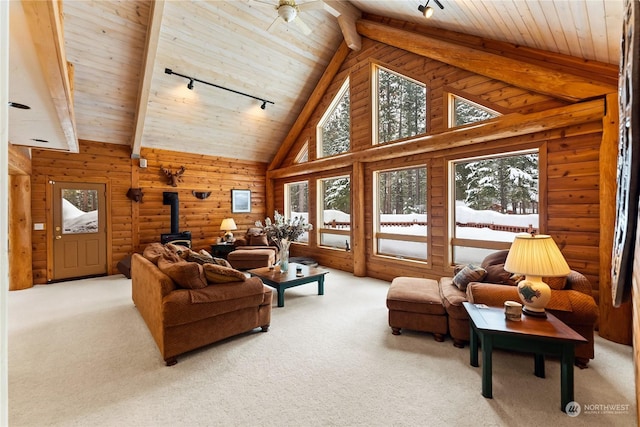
[440,250,598,367]
[228,228,279,270]
[131,249,272,365]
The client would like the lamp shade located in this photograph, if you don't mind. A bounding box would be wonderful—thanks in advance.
[504,234,570,277]
[220,218,237,232]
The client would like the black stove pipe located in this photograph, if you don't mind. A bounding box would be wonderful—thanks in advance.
[163,192,179,234]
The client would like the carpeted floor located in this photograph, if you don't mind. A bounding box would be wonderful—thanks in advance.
[8,269,637,426]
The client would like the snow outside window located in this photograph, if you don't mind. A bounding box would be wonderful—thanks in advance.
[284,181,310,243]
[450,151,539,265]
[374,66,426,145]
[317,78,350,158]
[375,167,428,261]
[62,189,99,234]
[318,176,350,250]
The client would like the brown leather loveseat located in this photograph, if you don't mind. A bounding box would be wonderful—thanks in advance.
[131,243,272,365]
[440,250,599,367]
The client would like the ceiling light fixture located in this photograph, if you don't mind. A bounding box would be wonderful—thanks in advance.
[8,101,31,110]
[165,68,274,109]
[418,0,444,18]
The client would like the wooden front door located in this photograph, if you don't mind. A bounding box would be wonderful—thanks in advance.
[52,181,107,281]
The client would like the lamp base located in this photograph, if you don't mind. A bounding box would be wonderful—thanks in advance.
[522,306,547,318]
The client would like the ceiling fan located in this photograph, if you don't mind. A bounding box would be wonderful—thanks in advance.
[254,0,324,35]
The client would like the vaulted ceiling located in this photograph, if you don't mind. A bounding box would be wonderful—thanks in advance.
[8,0,624,164]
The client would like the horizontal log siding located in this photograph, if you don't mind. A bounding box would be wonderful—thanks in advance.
[31,141,133,283]
[29,141,267,284]
[136,148,267,253]
[273,38,604,296]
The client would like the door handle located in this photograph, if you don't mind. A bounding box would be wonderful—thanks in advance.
[55,235,62,240]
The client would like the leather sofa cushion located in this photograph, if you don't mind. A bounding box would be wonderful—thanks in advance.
[157,254,208,290]
[163,278,267,326]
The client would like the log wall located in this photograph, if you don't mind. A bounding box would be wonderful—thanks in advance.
[30,140,266,284]
[273,37,607,299]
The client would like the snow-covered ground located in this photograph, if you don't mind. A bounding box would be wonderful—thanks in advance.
[63,199,98,234]
[292,202,539,263]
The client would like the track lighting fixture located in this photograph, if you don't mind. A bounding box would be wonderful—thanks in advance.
[418,0,444,18]
[164,68,274,109]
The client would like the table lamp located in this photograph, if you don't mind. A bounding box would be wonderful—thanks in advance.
[504,234,570,317]
[220,218,237,243]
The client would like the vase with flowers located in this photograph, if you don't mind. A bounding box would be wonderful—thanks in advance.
[255,211,313,273]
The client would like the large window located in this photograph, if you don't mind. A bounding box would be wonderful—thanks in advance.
[449,94,499,127]
[374,167,428,260]
[284,181,310,243]
[374,66,426,144]
[318,176,350,249]
[317,79,350,158]
[450,151,539,264]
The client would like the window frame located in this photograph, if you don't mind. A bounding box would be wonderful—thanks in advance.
[316,78,350,159]
[447,148,541,265]
[317,174,351,250]
[373,165,429,262]
[447,93,500,128]
[284,180,310,244]
[372,64,427,146]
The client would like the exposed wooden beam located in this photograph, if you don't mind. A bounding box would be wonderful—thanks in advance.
[8,144,31,176]
[22,0,78,152]
[323,0,362,51]
[268,98,606,180]
[356,19,616,102]
[268,41,351,171]
[131,0,164,158]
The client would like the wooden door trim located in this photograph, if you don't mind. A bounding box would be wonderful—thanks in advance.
[46,176,111,282]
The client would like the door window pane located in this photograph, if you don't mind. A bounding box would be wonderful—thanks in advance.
[62,188,99,234]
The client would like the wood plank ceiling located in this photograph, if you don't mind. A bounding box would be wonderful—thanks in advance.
[8,0,624,163]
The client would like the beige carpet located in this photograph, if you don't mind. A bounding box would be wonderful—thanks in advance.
[8,269,637,426]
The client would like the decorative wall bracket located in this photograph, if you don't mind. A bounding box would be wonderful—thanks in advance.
[192,191,212,200]
[126,188,144,203]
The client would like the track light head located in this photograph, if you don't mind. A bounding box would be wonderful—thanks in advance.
[164,68,173,75]
[418,3,434,18]
[261,101,267,110]
[187,79,194,90]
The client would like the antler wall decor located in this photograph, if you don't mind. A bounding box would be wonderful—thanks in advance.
[161,166,186,187]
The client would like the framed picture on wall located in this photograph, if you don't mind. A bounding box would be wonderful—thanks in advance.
[231,189,251,213]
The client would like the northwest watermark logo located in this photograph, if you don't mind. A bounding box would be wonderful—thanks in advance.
[565,401,630,417]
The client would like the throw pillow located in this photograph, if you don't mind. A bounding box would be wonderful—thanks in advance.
[249,234,269,246]
[198,249,214,259]
[543,276,567,290]
[203,263,247,284]
[212,257,232,268]
[453,264,487,291]
[165,243,190,259]
[187,251,216,265]
[157,254,207,289]
[484,264,518,286]
[142,243,166,264]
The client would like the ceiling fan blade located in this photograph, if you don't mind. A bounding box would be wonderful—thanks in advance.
[298,1,325,12]
[294,16,312,35]
[433,0,445,10]
[267,16,282,33]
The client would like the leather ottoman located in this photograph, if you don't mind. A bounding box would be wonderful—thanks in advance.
[386,277,448,342]
[228,248,276,270]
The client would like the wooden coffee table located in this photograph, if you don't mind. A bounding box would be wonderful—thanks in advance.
[248,263,328,307]
[462,302,587,412]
